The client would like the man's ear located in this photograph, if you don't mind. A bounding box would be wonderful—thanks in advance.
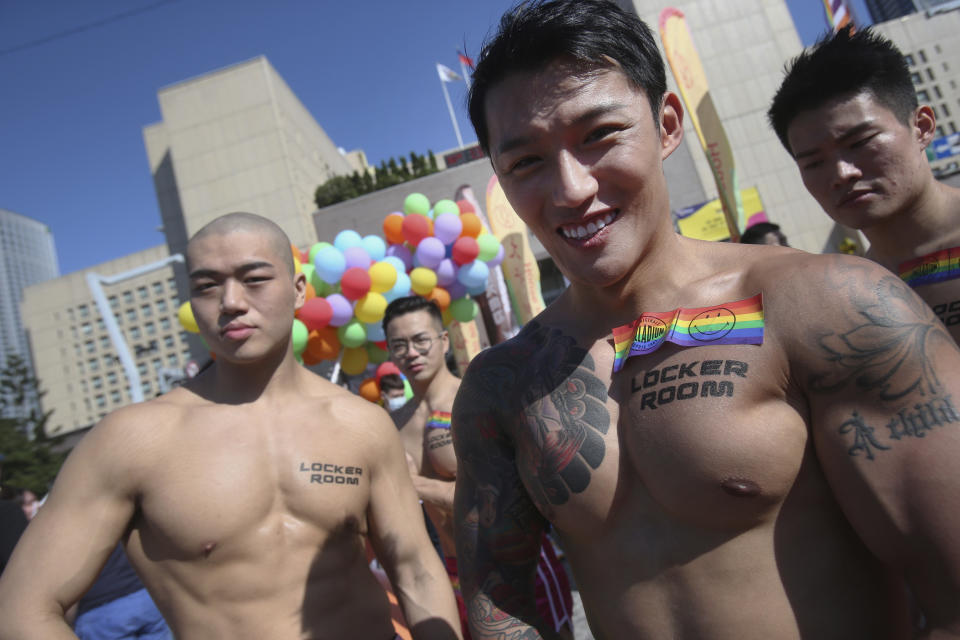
[913,104,936,149]
[660,91,685,159]
[293,272,307,310]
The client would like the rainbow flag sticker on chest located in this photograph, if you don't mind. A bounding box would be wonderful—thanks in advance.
[612,293,765,372]
[899,246,960,288]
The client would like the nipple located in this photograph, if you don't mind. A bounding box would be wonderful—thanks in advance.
[720,477,761,497]
[201,542,217,558]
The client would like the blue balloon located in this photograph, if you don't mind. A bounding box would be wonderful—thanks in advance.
[382,256,407,276]
[334,229,363,253]
[362,235,387,262]
[457,260,490,289]
[467,281,488,296]
[365,322,386,342]
[314,246,346,284]
[384,272,412,302]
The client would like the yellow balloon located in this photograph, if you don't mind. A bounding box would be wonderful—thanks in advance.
[410,267,437,296]
[177,301,199,333]
[341,346,369,376]
[292,252,302,275]
[354,292,388,324]
[369,261,398,293]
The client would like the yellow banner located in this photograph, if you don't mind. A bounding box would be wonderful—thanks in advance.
[675,187,766,242]
[485,176,546,325]
[448,318,482,376]
[660,8,742,241]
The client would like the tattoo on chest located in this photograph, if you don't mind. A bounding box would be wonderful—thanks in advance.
[298,462,363,486]
[839,395,959,460]
[507,323,611,507]
[629,359,747,410]
[932,298,960,328]
[809,276,945,401]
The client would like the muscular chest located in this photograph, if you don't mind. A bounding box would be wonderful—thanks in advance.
[135,412,372,558]
[512,341,807,534]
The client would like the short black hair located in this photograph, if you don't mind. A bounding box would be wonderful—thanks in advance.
[740,222,787,245]
[379,373,405,392]
[768,25,918,154]
[382,296,444,334]
[468,0,667,154]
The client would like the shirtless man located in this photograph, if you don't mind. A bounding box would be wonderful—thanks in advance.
[383,296,572,640]
[453,1,960,638]
[0,213,461,640]
[769,26,960,343]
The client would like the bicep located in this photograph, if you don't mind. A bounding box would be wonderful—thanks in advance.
[0,425,138,612]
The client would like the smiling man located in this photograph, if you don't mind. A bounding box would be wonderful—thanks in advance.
[769,26,960,343]
[452,1,960,639]
[0,213,461,640]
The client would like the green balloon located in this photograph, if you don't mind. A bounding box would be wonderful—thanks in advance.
[476,233,500,262]
[308,242,331,264]
[433,199,460,217]
[366,341,388,364]
[403,193,431,216]
[301,263,316,284]
[292,318,308,356]
[337,320,367,348]
[450,297,479,323]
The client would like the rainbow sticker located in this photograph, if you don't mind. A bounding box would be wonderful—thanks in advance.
[426,411,452,430]
[612,293,764,372]
[899,246,960,287]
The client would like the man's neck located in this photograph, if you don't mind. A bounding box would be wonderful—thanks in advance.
[410,366,459,406]
[200,346,303,405]
[862,180,960,269]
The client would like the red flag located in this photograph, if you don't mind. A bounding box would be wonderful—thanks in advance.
[457,51,475,68]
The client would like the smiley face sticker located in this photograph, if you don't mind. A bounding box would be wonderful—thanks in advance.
[689,307,736,342]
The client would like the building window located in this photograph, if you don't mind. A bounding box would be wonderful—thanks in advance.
[905,53,915,66]
[142,380,153,395]
[137,361,148,376]
[92,376,103,390]
[96,317,105,331]
[152,281,164,295]
[95,395,106,409]
[159,317,171,331]
[944,62,950,72]
[103,354,114,367]
[156,299,168,313]
[106,371,118,385]
[911,71,923,85]
[125,308,137,322]
[108,295,119,309]
[79,304,89,318]
[927,68,935,81]
[82,323,92,335]
[934,86,942,99]
[137,286,148,299]
[918,89,930,102]
[130,326,141,340]
[935,44,941,54]
[85,340,95,354]
[164,335,175,349]
[89,358,99,372]
[141,304,153,318]
[145,322,156,335]
[950,122,957,135]
[123,290,134,304]
[919,50,927,63]
[100,335,110,349]
[943,104,951,118]
[110,390,121,404]
[167,353,178,367]
[937,126,946,137]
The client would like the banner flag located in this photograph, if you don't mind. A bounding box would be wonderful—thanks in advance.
[822,0,854,30]
[660,8,742,241]
[437,63,461,83]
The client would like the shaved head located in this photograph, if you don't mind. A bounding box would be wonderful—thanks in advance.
[187,212,296,276]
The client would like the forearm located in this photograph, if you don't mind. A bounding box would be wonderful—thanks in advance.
[0,605,79,640]
[412,475,455,511]
[467,592,563,640]
[394,562,462,640]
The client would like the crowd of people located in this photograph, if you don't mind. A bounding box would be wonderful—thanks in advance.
[1,1,959,638]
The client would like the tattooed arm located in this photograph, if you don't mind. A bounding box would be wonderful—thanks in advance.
[453,349,562,640]
[794,256,960,638]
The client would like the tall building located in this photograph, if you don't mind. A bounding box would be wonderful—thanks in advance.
[870,8,960,174]
[618,0,844,253]
[0,209,59,420]
[865,0,917,21]
[143,56,357,263]
[21,246,192,437]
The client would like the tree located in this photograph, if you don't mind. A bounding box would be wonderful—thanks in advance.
[0,354,66,495]
[428,150,438,172]
[314,175,360,208]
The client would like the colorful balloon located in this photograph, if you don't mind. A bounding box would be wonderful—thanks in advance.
[177,301,199,333]
[410,267,438,296]
[306,327,340,360]
[362,235,387,262]
[385,244,413,272]
[343,246,372,270]
[358,377,381,403]
[433,199,460,217]
[334,229,363,253]
[369,261,398,293]
[446,280,467,301]
[308,242,331,264]
[292,318,309,357]
[452,236,480,265]
[366,341,389,365]
[460,213,483,238]
[338,320,367,349]
[458,260,490,289]
[383,213,405,245]
[354,291,388,324]
[476,233,501,262]
[384,272,412,303]
[314,246,346,284]
[341,346,369,376]
[487,244,505,268]
[435,258,457,287]
[298,296,333,331]
[450,297,479,323]
[375,361,401,381]
[365,321,386,342]
[403,193,431,216]
[402,213,431,247]
[415,237,446,270]
[427,287,451,311]
[326,294,354,327]
[433,212,463,245]
[340,267,372,301]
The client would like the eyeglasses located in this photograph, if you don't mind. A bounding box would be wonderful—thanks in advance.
[387,333,445,358]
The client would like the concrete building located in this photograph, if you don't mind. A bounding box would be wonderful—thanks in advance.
[615,0,851,253]
[0,209,59,420]
[866,0,918,21]
[20,246,192,437]
[143,56,357,263]
[870,8,960,175]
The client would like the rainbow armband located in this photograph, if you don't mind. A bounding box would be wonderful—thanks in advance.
[426,411,452,430]
[899,246,960,287]
[612,293,765,372]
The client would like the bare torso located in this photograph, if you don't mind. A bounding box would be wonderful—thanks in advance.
[123,380,397,640]
[460,246,912,639]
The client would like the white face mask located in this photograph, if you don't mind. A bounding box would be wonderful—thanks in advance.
[386,396,407,412]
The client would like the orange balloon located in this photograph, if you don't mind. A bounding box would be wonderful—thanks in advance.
[306,327,340,361]
[358,377,381,403]
[304,282,316,301]
[427,287,451,311]
[302,350,320,366]
[460,213,482,238]
[383,213,405,245]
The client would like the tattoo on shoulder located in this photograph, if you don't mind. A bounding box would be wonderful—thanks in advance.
[838,395,960,461]
[809,274,950,400]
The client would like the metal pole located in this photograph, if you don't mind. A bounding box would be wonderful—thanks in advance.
[440,78,464,149]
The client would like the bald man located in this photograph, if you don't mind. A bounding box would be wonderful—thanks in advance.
[0,212,461,640]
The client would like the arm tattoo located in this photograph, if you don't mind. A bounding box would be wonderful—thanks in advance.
[809,275,948,400]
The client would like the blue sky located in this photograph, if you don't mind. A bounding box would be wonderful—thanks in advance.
[0,0,870,275]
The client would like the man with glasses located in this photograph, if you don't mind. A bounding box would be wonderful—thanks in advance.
[383,297,573,640]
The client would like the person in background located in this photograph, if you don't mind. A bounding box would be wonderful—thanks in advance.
[380,373,408,412]
[769,25,960,343]
[739,222,789,247]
